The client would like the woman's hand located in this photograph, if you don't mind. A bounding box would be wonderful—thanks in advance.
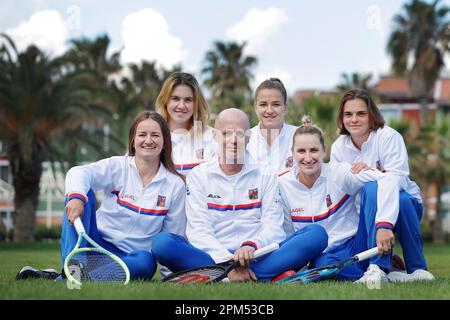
[376,228,395,255]
[233,246,256,268]
[351,162,370,174]
[227,266,257,282]
[65,198,85,224]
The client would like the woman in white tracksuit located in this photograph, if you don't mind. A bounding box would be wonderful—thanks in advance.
[330,89,433,282]
[279,116,405,281]
[156,72,215,175]
[61,111,186,280]
[247,78,297,175]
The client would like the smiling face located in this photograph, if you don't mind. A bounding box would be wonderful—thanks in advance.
[166,84,195,130]
[254,88,287,130]
[342,98,371,142]
[292,133,325,182]
[214,109,250,165]
[133,118,164,162]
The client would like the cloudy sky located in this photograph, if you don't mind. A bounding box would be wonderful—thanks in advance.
[1,0,449,96]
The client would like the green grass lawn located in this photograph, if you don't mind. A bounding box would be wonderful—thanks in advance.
[1,242,449,300]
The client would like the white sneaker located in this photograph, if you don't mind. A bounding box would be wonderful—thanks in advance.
[387,269,435,282]
[410,269,435,281]
[386,271,410,282]
[354,264,389,285]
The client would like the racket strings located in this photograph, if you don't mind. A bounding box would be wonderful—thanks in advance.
[68,251,127,282]
[165,267,226,284]
[284,268,337,284]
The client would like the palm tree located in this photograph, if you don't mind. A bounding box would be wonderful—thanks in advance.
[105,61,182,151]
[288,95,340,161]
[0,34,102,242]
[336,72,374,93]
[201,41,257,112]
[64,34,121,82]
[127,61,181,111]
[390,116,450,243]
[61,35,125,159]
[387,0,450,128]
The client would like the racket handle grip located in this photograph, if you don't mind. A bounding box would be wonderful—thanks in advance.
[254,242,279,259]
[356,247,379,262]
[73,217,86,235]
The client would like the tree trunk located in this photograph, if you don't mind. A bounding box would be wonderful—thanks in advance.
[419,95,429,129]
[431,184,446,244]
[9,148,43,242]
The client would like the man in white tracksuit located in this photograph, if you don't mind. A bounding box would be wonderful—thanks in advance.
[152,108,328,282]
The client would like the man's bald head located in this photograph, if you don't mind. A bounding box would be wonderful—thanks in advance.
[215,108,250,131]
[213,108,251,166]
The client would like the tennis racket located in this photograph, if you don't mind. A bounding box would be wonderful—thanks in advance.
[276,247,379,284]
[63,217,130,286]
[162,242,280,284]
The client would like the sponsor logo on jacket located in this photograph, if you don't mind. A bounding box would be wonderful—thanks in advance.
[121,194,136,201]
[291,207,305,214]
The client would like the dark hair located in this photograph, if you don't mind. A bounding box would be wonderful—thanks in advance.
[337,89,385,135]
[254,77,287,104]
[128,111,185,182]
[292,115,325,149]
[155,72,210,136]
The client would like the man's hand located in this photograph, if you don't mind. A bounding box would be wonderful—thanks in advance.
[228,266,257,282]
[351,162,370,174]
[65,198,85,224]
[233,246,256,268]
[376,228,395,255]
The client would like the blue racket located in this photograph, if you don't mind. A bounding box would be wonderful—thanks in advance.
[276,247,379,284]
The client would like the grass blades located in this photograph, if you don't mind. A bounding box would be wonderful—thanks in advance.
[1,242,450,300]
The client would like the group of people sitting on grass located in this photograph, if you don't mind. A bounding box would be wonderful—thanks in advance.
[16,74,434,284]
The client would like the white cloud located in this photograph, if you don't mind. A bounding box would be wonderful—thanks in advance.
[120,8,187,69]
[226,7,288,54]
[4,10,69,56]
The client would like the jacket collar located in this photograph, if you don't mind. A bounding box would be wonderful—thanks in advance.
[207,151,260,178]
[129,156,168,183]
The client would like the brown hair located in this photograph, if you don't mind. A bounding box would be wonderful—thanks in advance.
[128,111,185,182]
[254,77,287,104]
[292,115,325,150]
[337,89,385,135]
[155,72,210,136]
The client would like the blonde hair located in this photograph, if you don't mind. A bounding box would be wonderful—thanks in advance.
[292,115,325,148]
[155,72,210,137]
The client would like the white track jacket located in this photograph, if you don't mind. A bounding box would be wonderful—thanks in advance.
[171,126,216,175]
[185,153,285,263]
[279,163,403,251]
[330,125,422,228]
[65,155,186,254]
[247,122,297,175]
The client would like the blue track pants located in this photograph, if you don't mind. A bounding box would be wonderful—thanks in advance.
[60,190,157,280]
[151,224,328,281]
